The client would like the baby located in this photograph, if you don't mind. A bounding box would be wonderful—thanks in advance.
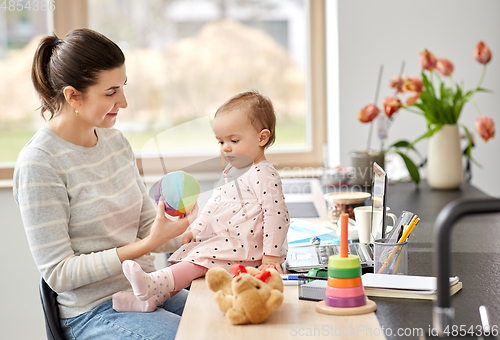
[113,90,289,312]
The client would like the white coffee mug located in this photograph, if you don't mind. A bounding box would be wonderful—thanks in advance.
[354,206,397,243]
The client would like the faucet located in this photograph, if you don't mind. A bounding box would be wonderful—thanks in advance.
[433,197,500,337]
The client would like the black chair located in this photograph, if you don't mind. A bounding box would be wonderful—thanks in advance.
[39,278,66,340]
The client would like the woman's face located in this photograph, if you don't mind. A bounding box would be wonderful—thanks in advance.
[76,64,128,129]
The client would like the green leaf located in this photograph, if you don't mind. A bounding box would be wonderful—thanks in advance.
[461,124,482,168]
[390,140,411,148]
[390,139,424,159]
[395,151,421,185]
[408,125,442,149]
[452,85,464,122]
[421,71,434,94]
[476,87,494,93]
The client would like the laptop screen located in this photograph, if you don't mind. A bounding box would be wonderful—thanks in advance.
[371,162,388,240]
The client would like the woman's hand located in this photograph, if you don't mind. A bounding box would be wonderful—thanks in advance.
[147,200,199,249]
[117,201,199,263]
[258,255,283,274]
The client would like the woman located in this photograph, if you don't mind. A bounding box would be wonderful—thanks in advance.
[13,28,197,340]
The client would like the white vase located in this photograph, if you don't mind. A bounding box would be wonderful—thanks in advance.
[427,124,463,189]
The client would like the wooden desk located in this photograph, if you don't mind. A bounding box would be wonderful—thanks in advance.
[176,180,499,340]
[176,279,385,340]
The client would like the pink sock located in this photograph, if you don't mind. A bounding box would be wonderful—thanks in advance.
[112,291,158,313]
[122,260,175,302]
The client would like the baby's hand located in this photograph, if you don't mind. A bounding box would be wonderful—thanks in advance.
[181,231,194,245]
[258,255,283,274]
[181,229,200,245]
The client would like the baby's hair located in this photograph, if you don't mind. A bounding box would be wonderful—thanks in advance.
[31,28,125,120]
[215,90,276,148]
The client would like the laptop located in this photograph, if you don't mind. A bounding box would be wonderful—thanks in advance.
[285,242,374,272]
[285,162,388,272]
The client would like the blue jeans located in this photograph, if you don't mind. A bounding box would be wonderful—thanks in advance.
[60,289,188,340]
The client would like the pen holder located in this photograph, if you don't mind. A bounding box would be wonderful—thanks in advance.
[374,239,408,275]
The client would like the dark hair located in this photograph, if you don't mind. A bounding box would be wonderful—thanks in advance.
[31,28,125,120]
[215,90,276,148]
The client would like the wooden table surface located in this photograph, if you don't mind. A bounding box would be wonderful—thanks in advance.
[175,278,385,340]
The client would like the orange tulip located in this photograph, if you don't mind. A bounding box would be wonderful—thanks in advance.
[402,77,423,93]
[436,58,454,76]
[419,49,437,70]
[475,116,495,142]
[357,104,380,123]
[383,97,402,118]
[474,41,492,64]
[389,75,406,92]
[406,93,420,105]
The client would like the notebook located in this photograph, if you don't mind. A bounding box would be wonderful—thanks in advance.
[298,274,462,301]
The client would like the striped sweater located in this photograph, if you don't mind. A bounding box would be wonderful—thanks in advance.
[13,127,175,318]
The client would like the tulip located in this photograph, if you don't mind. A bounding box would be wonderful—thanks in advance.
[357,104,380,123]
[474,41,492,64]
[436,58,454,76]
[420,49,437,70]
[406,93,420,105]
[389,75,406,92]
[402,77,423,93]
[383,97,402,118]
[475,116,495,142]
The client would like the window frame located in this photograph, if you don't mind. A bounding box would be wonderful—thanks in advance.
[0,0,326,181]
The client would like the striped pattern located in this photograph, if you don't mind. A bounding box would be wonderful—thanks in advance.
[13,127,164,318]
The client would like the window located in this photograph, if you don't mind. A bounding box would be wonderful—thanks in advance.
[0,0,326,179]
[88,0,325,175]
[0,8,49,166]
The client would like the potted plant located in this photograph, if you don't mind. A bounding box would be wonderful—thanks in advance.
[391,41,495,189]
[356,41,495,189]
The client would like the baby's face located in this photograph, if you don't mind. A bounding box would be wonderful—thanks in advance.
[213,109,266,168]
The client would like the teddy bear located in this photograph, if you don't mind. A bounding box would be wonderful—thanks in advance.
[206,264,284,325]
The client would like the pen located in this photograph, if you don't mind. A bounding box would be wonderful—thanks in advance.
[386,211,414,243]
[281,274,300,280]
[398,216,419,243]
[281,274,301,285]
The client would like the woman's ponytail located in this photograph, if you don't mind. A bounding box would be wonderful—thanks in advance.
[31,35,60,120]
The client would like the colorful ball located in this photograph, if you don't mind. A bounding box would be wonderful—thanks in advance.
[154,171,200,217]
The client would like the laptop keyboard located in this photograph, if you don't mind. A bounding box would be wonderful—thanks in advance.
[315,243,374,266]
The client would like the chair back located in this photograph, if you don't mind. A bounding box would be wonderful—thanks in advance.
[39,278,66,340]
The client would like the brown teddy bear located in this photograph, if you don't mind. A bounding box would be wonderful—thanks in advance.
[206,264,284,325]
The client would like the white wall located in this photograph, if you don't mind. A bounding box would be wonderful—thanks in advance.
[327,0,500,197]
[0,188,45,339]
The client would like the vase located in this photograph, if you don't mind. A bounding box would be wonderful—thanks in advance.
[350,151,385,189]
[427,124,463,190]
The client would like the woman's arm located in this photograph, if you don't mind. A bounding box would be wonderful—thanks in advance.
[131,154,197,254]
[117,199,197,261]
[14,134,196,293]
[14,148,122,293]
